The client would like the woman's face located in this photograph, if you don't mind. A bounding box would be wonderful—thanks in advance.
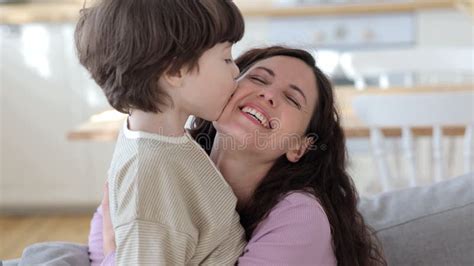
[213,55,318,162]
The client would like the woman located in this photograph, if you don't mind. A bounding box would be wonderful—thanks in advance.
[90,46,386,265]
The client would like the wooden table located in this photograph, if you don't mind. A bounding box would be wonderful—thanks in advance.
[67,84,473,141]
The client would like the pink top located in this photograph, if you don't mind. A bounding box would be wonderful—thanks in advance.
[88,192,336,265]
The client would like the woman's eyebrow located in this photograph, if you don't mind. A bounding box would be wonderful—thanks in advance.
[289,85,307,104]
[255,66,275,76]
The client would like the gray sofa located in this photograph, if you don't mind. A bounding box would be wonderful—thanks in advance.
[359,173,473,265]
[3,173,473,266]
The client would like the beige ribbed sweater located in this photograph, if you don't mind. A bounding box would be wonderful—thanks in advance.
[108,122,246,265]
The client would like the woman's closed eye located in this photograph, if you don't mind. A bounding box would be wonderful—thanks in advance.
[249,75,267,85]
[250,75,302,109]
[285,93,301,109]
[224,58,234,64]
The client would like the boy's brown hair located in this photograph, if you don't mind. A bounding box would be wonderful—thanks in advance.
[75,0,244,113]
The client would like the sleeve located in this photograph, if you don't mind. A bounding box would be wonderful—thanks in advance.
[101,251,116,266]
[114,220,196,265]
[201,222,246,265]
[237,195,336,266]
[88,206,105,266]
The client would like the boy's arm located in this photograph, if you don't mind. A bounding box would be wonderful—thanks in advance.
[203,223,246,265]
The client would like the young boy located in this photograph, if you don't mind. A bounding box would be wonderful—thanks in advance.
[75,0,246,264]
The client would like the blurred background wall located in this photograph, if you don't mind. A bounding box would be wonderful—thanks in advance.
[1,0,473,213]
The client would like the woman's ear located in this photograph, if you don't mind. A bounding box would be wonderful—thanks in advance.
[286,136,314,163]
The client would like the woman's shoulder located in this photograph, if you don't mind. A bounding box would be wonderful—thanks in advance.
[255,191,331,235]
[273,191,327,217]
[242,191,336,265]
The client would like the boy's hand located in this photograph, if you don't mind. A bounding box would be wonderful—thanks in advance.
[102,182,116,256]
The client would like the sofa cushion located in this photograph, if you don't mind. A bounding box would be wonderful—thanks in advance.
[359,173,474,265]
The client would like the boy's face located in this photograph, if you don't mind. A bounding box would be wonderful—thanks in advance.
[180,42,239,121]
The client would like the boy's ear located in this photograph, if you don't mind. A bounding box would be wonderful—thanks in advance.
[162,67,186,88]
[286,136,314,163]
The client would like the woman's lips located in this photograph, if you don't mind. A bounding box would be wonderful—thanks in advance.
[238,107,272,130]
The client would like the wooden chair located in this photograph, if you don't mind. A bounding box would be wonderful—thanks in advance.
[352,91,474,191]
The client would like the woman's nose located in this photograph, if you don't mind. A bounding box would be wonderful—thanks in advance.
[258,90,276,107]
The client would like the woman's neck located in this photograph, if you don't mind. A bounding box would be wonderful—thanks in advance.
[128,108,188,137]
[210,133,274,209]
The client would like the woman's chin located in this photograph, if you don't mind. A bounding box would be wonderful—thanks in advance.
[213,121,246,139]
[215,115,265,138]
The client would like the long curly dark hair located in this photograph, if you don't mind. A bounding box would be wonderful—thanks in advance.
[190,46,386,266]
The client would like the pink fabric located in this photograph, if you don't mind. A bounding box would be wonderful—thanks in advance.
[88,192,336,265]
[88,206,114,266]
[88,206,104,266]
[238,192,336,265]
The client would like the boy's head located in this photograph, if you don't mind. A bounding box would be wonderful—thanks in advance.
[75,0,244,114]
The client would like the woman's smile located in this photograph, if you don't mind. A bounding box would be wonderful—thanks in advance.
[239,103,272,129]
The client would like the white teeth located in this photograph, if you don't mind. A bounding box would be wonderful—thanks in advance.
[242,106,269,128]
